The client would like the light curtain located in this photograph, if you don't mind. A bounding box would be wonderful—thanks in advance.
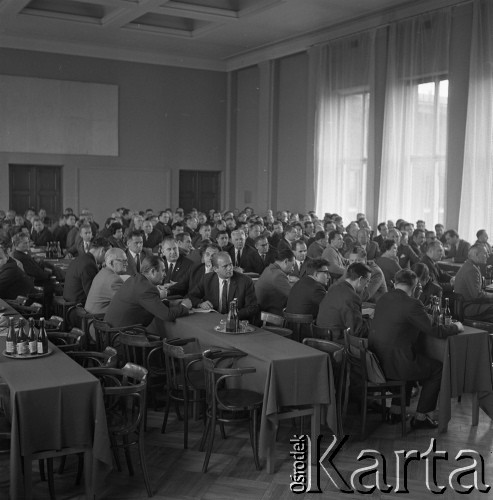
[378,10,451,226]
[314,32,375,223]
[458,0,493,242]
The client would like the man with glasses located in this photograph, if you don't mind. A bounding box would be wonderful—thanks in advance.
[188,251,259,323]
[85,248,128,315]
[285,259,329,317]
[316,262,372,339]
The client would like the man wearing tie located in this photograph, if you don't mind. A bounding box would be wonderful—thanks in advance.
[290,240,311,279]
[66,223,93,257]
[188,251,259,323]
[228,229,259,273]
[161,237,194,296]
[125,230,151,276]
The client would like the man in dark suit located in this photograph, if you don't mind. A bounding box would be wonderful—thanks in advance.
[142,219,163,251]
[161,237,194,296]
[420,241,454,293]
[285,259,329,317]
[276,225,298,253]
[369,269,463,429]
[188,242,220,291]
[444,229,471,263]
[155,211,173,239]
[0,244,34,300]
[289,240,312,279]
[373,222,389,253]
[12,232,52,285]
[66,223,93,258]
[63,237,109,304]
[105,254,190,335]
[30,217,52,247]
[354,228,380,260]
[228,229,262,274]
[316,262,372,338]
[188,251,259,323]
[125,230,151,276]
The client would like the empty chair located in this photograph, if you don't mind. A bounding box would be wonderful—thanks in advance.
[283,311,313,342]
[260,312,292,337]
[161,338,206,449]
[52,296,78,329]
[89,363,152,497]
[302,337,346,437]
[201,349,263,473]
[344,329,406,439]
[66,346,118,368]
[47,328,86,352]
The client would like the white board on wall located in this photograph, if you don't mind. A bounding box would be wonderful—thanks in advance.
[78,168,171,224]
[0,75,118,156]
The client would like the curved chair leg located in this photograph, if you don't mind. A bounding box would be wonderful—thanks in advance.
[123,435,134,476]
[199,416,211,452]
[202,415,217,473]
[183,389,189,449]
[137,431,153,497]
[110,435,122,472]
[161,390,172,434]
[251,409,261,471]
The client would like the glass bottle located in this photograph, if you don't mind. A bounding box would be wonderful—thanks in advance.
[443,298,452,326]
[6,317,16,355]
[16,319,28,355]
[28,318,37,355]
[37,317,48,354]
[431,295,441,327]
[226,300,238,333]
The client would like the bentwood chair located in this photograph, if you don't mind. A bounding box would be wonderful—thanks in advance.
[200,349,263,473]
[260,312,293,338]
[344,330,406,439]
[161,338,206,449]
[283,311,313,342]
[89,363,152,497]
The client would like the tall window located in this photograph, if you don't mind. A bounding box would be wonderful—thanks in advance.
[379,11,451,226]
[314,32,374,223]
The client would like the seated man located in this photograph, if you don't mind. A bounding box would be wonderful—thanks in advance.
[255,248,295,316]
[66,223,93,258]
[85,248,128,315]
[188,251,259,323]
[125,230,151,276]
[289,240,311,279]
[175,232,193,257]
[188,242,220,291]
[228,229,260,274]
[105,255,191,335]
[322,230,348,279]
[0,244,34,300]
[421,241,454,293]
[369,269,463,428]
[63,237,110,304]
[215,229,233,253]
[349,247,387,303]
[161,237,194,296]
[475,229,492,259]
[354,228,380,260]
[444,229,470,263]
[410,229,426,259]
[307,231,328,259]
[30,217,52,247]
[454,245,493,322]
[285,259,329,317]
[12,232,52,285]
[142,219,163,251]
[373,222,389,253]
[316,262,372,338]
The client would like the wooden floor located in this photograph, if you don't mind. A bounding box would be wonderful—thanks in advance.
[1,394,492,499]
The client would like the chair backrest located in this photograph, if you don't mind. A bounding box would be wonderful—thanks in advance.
[283,311,313,342]
[343,329,386,385]
[66,346,118,368]
[48,328,86,351]
[202,349,254,411]
[119,331,164,374]
[261,312,285,327]
[92,320,144,352]
[44,316,64,332]
[452,292,465,322]
[311,322,338,341]
[162,338,203,392]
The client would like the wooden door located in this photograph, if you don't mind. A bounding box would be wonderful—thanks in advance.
[179,170,221,213]
[9,165,62,218]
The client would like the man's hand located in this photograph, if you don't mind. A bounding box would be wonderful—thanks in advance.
[181,298,193,310]
[198,301,214,310]
[157,285,167,299]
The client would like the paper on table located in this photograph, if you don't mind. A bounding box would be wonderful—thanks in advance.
[362,308,375,318]
[192,308,217,313]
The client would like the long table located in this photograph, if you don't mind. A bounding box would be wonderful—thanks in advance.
[0,336,113,499]
[423,325,493,432]
[163,312,336,472]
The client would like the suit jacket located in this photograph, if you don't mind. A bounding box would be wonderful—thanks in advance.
[155,222,172,238]
[454,259,489,303]
[446,239,471,263]
[228,245,263,274]
[255,263,292,315]
[85,267,124,315]
[285,275,326,317]
[289,257,313,279]
[30,227,53,247]
[369,288,458,381]
[163,255,194,296]
[107,236,126,251]
[0,258,34,300]
[188,263,214,292]
[373,234,386,253]
[188,271,259,322]
[420,255,452,289]
[13,250,51,283]
[375,256,401,289]
[104,273,189,331]
[125,248,152,277]
[322,245,347,278]
[307,241,324,259]
[276,238,293,254]
[398,244,420,269]
[142,228,163,250]
[360,241,381,260]
[63,252,99,304]
[316,281,369,338]
[66,237,89,258]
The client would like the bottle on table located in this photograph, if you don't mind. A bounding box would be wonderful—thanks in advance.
[56,242,62,259]
[28,318,37,355]
[37,317,48,354]
[442,298,452,326]
[431,295,442,327]
[16,319,28,355]
[6,317,16,355]
[226,299,239,333]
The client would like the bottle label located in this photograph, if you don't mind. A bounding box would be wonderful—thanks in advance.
[6,341,13,354]
[29,341,37,354]
[37,341,44,354]
[16,341,28,355]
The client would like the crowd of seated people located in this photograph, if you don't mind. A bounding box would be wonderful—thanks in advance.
[4,204,493,428]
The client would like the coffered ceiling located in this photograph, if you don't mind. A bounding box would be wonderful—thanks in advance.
[0,0,461,71]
